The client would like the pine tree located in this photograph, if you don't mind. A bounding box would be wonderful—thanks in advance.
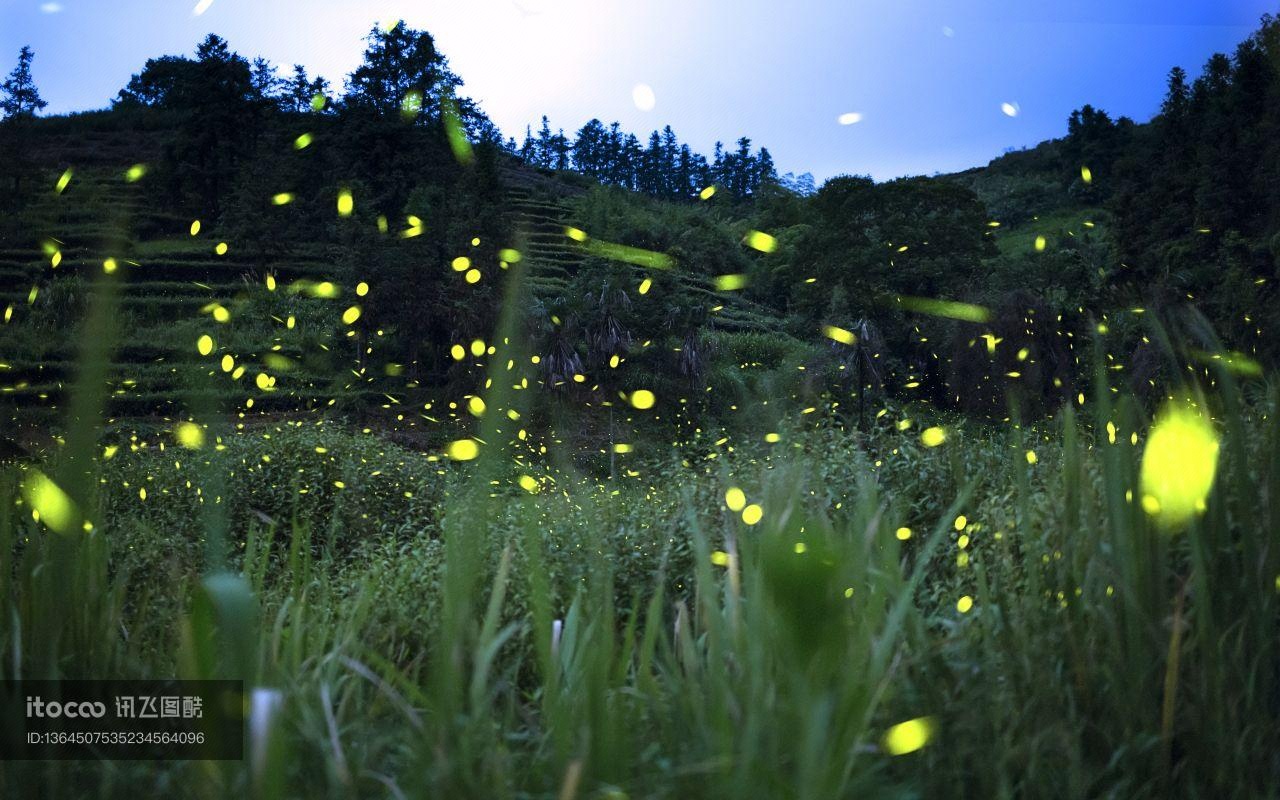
[534,115,554,167]
[1161,67,1191,123]
[640,131,664,195]
[606,122,624,184]
[1,46,48,119]
[552,128,571,170]
[660,126,679,196]
[757,146,776,189]
[572,119,607,177]
[288,65,311,111]
[677,144,695,197]
[0,46,46,201]
[620,133,642,190]
[250,57,282,105]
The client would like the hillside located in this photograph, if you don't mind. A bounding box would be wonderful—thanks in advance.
[0,114,809,463]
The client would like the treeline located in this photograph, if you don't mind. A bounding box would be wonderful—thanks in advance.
[1059,15,1280,350]
[517,116,781,201]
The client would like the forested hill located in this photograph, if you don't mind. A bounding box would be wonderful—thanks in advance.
[1,16,1278,448]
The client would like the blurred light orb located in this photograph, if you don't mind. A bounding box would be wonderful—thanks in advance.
[838,112,863,126]
[632,83,657,111]
[1001,102,1020,118]
[1140,401,1220,528]
[883,717,934,756]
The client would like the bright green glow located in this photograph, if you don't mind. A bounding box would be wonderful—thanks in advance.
[744,230,777,253]
[294,133,313,150]
[21,470,79,534]
[337,189,354,217]
[125,164,147,182]
[401,90,423,120]
[499,248,522,264]
[272,193,294,206]
[714,274,748,291]
[894,296,992,324]
[882,717,934,755]
[310,93,326,112]
[442,96,474,165]
[1140,401,1220,527]
[583,240,675,270]
[629,390,656,410]
[311,281,339,299]
[174,422,205,449]
[823,325,856,345]
[55,169,72,194]
[725,487,746,511]
[446,439,479,461]
[1192,349,1262,377]
[920,427,947,447]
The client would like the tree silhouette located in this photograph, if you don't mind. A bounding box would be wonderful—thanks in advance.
[1,47,47,202]
[344,24,461,121]
[1,46,47,119]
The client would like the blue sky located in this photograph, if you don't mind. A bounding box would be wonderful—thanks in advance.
[1,0,1273,181]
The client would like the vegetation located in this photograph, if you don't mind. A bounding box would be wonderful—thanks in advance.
[1,12,1279,799]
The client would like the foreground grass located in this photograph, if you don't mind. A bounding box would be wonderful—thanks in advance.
[2,368,1278,798]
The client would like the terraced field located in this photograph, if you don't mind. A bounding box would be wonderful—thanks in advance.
[504,168,786,336]
[1,130,375,439]
[1,127,794,458]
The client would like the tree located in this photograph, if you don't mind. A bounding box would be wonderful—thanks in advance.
[526,113,775,200]
[1161,67,1191,124]
[1,46,48,119]
[165,35,257,215]
[533,115,554,167]
[757,147,776,189]
[572,119,608,177]
[0,47,47,204]
[345,24,462,121]
[250,57,284,106]
[286,64,331,113]
[114,55,199,108]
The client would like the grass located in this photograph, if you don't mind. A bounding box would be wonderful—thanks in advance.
[2,310,1278,796]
